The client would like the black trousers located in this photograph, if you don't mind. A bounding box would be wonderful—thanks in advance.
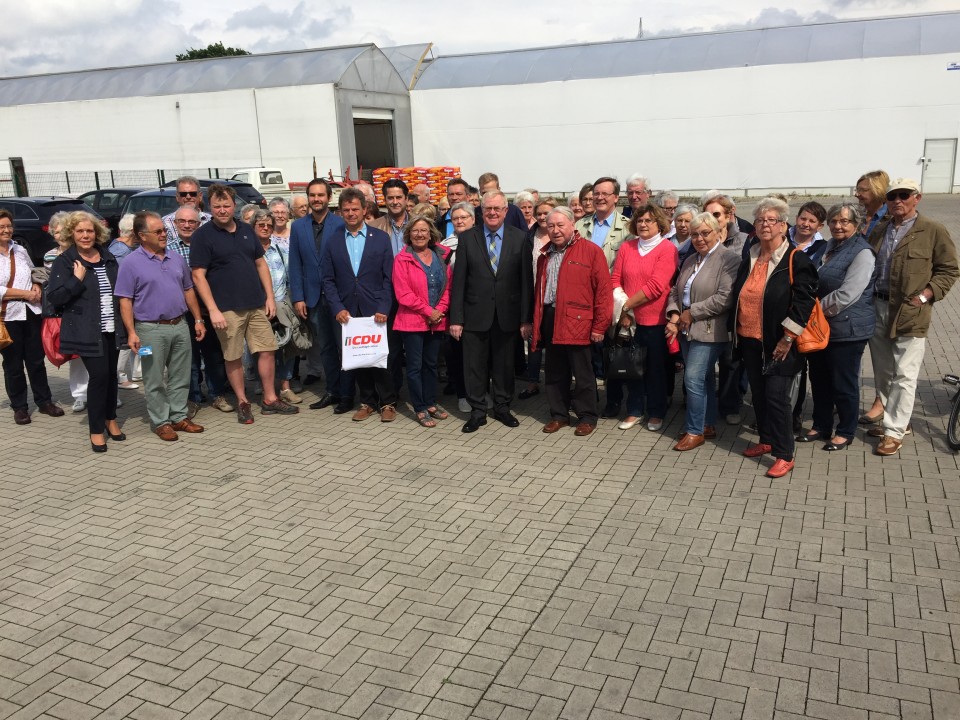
[462,314,517,419]
[740,337,798,462]
[355,367,397,410]
[81,333,119,435]
[542,305,598,424]
[1,313,53,411]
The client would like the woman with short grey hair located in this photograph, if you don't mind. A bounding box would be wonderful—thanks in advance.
[799,202,876,451]
[514,190,536,230]
[269,198,292,247]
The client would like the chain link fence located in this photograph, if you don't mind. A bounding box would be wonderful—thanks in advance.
[0,168,245,197]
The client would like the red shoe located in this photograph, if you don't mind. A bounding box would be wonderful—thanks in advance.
[766,459,795,478]
[743,443,772,458]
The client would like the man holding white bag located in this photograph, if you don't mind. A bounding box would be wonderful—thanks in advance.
[321,187,398,421]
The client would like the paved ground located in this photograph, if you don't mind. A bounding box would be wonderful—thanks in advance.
[2,195,959,720]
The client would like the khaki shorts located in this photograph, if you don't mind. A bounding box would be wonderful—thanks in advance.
[216,308,278,361]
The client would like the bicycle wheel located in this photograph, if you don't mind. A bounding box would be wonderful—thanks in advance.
[948,391,960,451]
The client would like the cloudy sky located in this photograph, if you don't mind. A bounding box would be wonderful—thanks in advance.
[2,0,956,77]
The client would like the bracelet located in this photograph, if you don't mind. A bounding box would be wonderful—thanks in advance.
[195,319,205,324]
[782,335,794,343]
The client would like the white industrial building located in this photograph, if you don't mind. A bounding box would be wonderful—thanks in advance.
[0,11,958,195]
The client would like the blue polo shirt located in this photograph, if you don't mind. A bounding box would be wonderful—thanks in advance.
[189,220,266,311]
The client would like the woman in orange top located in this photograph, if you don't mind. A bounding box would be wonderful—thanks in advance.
[730,197,818,479]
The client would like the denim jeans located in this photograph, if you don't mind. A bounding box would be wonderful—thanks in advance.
[401,331,442,412]
[808,339,868,441]
[680,337,725,435]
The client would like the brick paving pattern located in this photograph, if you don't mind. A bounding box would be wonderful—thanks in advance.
[1,195,958,719]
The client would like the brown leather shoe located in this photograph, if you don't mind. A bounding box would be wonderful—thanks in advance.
[573,422,595,436]
[13,408,30,425]
[875,436,902,456]
[380,405,397,422]
[172,419,204,433]
[704,425,717,439]
[155,424,179,441]
[37,402,65,417]
[543,418,570,433]
[352,404,376,422]
[674,433,705,451]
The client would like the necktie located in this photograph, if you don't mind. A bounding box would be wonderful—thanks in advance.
[488,232,499,273]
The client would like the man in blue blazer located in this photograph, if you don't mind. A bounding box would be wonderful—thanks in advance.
[321,187,398,421]
[288,179,348,411]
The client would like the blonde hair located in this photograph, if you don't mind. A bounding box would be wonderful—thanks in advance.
[61,211,110,247]
[412,203,437,221]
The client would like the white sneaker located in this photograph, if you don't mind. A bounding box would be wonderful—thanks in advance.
[118,380,139,389]
[458,398,470,413]
[117,398,123,408]
[212,395,235,412]
[72,399,87,413]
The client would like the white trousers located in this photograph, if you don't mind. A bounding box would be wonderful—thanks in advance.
[869,299,926,440]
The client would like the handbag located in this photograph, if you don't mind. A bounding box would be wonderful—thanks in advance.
[0,249,16,350]
[41,316,77,368]
[603,327,647,380]
[788,249,830,353]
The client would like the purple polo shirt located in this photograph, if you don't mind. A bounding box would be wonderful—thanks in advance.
[114,246,192,321]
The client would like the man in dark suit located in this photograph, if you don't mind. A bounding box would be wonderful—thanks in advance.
[321,187,398,421]
[449,190,533,433]
[288,178,347,411]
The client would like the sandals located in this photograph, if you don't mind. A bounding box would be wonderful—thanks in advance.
[427,405,449,420]
[416,412,437,428]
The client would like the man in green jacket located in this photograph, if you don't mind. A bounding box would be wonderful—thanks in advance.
[868,178,959,456]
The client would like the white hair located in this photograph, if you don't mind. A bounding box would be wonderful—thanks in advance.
[514,190,535,205]
[626,173,650,189]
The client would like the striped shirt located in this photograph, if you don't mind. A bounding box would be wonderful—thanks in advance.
[93,264,115,333]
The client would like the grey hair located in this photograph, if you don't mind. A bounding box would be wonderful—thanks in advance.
[175,175,201,189]
[481,190,506,207]
[699,189,722,206]
[567,194,581,207]
[626,173,650,189]
[117,213,135,237]
[547,206,575,223]
[753,197,790,223]
[252,208,274,226]
[268,197,290,212]
[655,190,679,206]
[175,204,199,218]
[240,203,260,220]
[689,212,722,234]
[826,202,862,227]
[673,203,697,220]
[48,210,71,233]
[450,201,474,217]
[514,190,535,205]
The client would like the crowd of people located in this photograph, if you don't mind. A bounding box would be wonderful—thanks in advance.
[1,169,957,476]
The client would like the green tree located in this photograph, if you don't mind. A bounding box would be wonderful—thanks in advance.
[176,42,251,61]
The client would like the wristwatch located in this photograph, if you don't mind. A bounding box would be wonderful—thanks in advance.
[918,294,929,304]
[195,318,205,324]
[783,335,794,344]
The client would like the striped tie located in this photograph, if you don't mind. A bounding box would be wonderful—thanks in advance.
[488,232,499,273]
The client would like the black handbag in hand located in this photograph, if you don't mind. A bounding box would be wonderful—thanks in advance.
[603,327,646,381]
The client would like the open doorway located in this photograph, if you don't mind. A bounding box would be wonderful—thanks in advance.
[353,109,396,176]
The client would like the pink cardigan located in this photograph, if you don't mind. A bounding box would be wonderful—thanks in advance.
[611,239,678,326]
[392,245,453,332]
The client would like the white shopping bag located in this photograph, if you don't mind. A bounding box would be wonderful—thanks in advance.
[341,316,389,370]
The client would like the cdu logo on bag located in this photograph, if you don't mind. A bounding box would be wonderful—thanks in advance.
[345,334,382,346]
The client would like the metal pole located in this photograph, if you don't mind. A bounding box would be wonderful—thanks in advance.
[95,171,101,191]
[65,171,71,194]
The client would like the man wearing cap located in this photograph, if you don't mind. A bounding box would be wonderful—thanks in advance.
[867,178,958,456]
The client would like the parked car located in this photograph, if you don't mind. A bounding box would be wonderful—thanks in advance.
[229,168,287,199]
[160,178,267,208]
[78,188,147,236]
[122,188,181,218]
[0,197,104,266]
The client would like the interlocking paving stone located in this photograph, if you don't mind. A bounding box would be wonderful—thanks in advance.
[1,195,959,718]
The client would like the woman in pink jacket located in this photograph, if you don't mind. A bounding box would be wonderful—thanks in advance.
[393,216,453,427]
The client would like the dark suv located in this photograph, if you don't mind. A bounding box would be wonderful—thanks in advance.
[0,197,104,266]
[78,188,147,236]
[160,178,267,208]
[122,188,180,218]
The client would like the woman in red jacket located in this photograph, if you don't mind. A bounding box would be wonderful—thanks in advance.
[392,217,453,427]
[608,203,678,432]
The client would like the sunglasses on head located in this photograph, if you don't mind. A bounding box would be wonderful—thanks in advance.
[886,190,914,201]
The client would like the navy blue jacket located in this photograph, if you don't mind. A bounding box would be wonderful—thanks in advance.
[321,225,394,318]
[288,211,345,308]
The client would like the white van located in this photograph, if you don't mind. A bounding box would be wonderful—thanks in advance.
[230,168,287,199]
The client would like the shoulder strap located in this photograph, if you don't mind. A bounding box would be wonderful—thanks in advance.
[788,247,796,284]
[1,249,16,320]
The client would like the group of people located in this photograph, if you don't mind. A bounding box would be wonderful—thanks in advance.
[1,169,956,476]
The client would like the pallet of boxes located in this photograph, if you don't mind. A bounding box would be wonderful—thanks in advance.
[372,166,461,206]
